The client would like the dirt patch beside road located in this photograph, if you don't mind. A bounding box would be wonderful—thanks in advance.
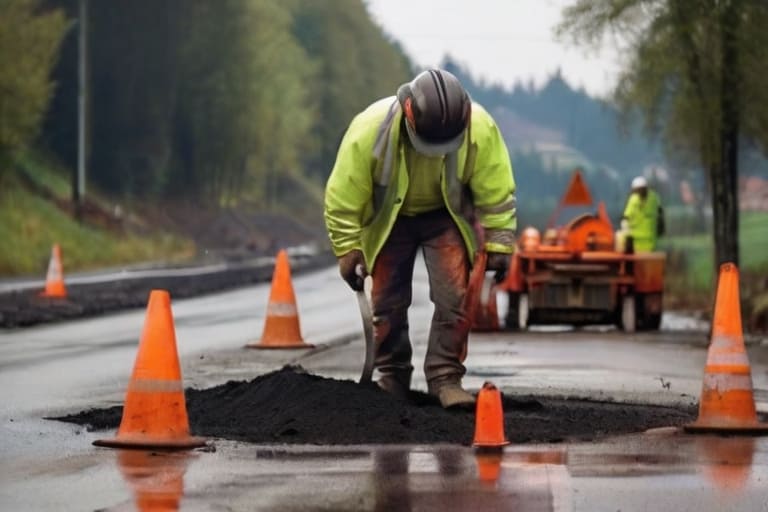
[55,366,697,445]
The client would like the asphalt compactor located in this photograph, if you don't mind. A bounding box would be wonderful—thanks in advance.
[488,171,665,333]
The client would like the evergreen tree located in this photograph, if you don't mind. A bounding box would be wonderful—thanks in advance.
[0,0,67,171]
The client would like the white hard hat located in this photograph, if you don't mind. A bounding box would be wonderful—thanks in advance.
[631,176,648,189]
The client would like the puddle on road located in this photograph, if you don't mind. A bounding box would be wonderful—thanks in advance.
[94,439,764,511]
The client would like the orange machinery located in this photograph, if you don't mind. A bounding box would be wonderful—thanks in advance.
[495,170,665,332]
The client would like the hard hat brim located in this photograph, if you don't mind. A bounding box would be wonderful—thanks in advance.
[404,121,466,157]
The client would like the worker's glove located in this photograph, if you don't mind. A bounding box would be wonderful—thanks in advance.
[338,249,367,291]
[620,219,629,231]
[485,252,510,284]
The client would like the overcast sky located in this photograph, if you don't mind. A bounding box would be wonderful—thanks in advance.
[364,0,622,98]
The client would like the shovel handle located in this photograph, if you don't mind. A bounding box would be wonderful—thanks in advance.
[357,289,375,384]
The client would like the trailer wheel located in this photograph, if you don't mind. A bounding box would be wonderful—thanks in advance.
[644,313,662,330]
[638,293,662,331]
[518,293,530,330]
[620,295,636,333]
[505,292,520,330]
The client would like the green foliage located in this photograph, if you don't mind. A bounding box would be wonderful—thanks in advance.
[0,0,66,167]
[290,0,413,178]
[40,0,412,208]
[661,211,768,310]
[558,0,768,267]
[172,0,316,204]
[0,168,193,276]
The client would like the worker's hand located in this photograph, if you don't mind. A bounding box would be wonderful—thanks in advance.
[485,252,509,284]
[338,249,367,291]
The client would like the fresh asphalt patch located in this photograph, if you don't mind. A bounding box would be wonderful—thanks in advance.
[53,366,697,445]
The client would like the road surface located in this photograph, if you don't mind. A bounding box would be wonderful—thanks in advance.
[1,262,767,511]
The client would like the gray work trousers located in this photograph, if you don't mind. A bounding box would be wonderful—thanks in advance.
[371,208,470,384]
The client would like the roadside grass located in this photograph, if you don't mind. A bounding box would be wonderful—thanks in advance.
[0,160,195,277]
[660,211,768,315]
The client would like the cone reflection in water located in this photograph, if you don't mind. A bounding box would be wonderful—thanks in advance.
[94,290,206,449]
[696,436,756,493]
[475,452,503,484]
[685,263,768,434]
[246,249,313,349]
[40,243,67,298]
[118,450,190,511]
[473,381,509,448]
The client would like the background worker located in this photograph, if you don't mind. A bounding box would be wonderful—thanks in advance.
[621,176,664,252]
[324,69,516,408]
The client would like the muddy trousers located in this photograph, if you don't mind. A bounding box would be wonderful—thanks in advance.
[371,209,470,385]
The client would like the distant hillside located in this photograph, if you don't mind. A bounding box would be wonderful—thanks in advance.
[441,58,665,223]
[445,58,663,178]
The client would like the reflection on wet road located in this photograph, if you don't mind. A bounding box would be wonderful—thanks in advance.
[94,434,767,511]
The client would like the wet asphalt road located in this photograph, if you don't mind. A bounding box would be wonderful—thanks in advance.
[1,262,768,511]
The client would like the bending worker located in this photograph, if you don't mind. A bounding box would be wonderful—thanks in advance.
[622,176,663,252]
[324,69,516,408]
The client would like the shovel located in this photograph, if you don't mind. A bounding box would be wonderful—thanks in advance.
[355,264,375,384]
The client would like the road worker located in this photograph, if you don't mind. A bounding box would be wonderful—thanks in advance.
[324,69,516,408]
[621,176,664,252]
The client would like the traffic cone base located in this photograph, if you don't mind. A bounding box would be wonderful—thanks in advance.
[94,435,206,450]
[685,263,768,435]
[473,382,509,449]
[40,243,67,298]
[95,290,206,450]
[246,249,313,349]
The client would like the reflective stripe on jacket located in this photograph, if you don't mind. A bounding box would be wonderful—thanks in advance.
[324,96,516,269]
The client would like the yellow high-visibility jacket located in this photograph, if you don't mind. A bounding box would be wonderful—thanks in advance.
[324,97,516,269]
[623,189,661,252]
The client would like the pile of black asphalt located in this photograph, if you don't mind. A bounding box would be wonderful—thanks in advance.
[54,365,698,445]
[0,252,335,328]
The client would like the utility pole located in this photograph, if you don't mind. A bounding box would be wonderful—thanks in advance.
[75,0,87,220]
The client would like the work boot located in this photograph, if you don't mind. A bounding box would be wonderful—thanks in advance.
[428,375,476,409]
[377,370,412,400]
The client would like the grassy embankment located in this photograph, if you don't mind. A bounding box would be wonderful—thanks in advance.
[0,153,194,277]
[661,211,768,328]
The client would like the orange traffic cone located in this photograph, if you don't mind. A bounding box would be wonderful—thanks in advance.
[118,450,190,511]
[246,250,313,349]
[39,243,67,298]
[94,290,206,449]
[684,263,768,434]
[473,381,509,449]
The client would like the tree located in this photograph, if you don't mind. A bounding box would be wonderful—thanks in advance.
[40,0,412,208]
[172,0,316,205]
[558,0,768,267]
[290,0,413,179]
[0,0,67,171]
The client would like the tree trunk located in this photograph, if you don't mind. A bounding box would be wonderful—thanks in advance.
[714,0,741,268]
